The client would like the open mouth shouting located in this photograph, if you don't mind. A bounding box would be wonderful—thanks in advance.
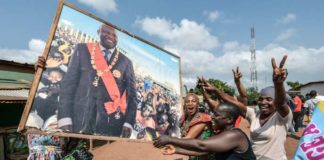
[186,105,197,115]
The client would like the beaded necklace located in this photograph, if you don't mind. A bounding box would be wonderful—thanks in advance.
[90,45,120,87]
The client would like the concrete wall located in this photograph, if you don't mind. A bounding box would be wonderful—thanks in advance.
[300,83,324,96]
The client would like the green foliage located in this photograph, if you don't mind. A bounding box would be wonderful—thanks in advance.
[247,87,260,105]
[190,78,259,106]
[286,81,303,91]
[192,78,235,98]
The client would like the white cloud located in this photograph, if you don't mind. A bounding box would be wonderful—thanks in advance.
[223,41,249,52]
[29,39,46,53]
[61,19,74,26]
[275,28,296,42]
[135,17,219,51]
[179,42,324,91]
[170,57,179,63]
[135,17,324,92]
[170,42,324,91]
[251,45,324,90]
[77,0,117,15]
[124,40,166,66]
[276,13,296,25]
[204,10,220,22]
[182,77,198,89]
[0,39,45,64]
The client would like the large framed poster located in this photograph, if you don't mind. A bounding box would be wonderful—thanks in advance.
[18,1,182,141]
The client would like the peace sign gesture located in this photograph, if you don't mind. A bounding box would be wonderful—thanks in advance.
[232,66,242,82]
[272,55,288,84]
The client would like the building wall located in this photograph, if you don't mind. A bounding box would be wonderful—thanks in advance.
[0,60,34,89]
[300,83,324,96]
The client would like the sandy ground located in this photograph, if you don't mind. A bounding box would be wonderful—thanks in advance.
[92,140,189,160]
[92,117,304,160]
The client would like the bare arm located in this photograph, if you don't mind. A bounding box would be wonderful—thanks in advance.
[184,123,207,139]
[202,89,220,110]
[201,78,247,117]
[161,145,208,156]
[175,146,208,156]
[154,130,242,153]
[272,55,290,117]
[233,67,248,105]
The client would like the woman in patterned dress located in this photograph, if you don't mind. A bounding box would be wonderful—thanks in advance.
[180,93,213,160]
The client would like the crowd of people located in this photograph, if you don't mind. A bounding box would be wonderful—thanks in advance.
[27,48,322,159]
[154,55,322,160]
[20,20,321,160]
[288,90,319,135]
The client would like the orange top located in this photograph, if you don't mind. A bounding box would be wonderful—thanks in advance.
[294,96,302,112]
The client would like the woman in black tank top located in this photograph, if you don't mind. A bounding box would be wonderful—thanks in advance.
[154,103,256,160]
[212,128,255,160]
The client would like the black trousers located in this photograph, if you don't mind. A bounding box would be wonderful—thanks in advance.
[95,109,125,137]
[293,111,302,132]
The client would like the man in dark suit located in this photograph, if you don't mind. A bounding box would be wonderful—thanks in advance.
[58,24,137,138]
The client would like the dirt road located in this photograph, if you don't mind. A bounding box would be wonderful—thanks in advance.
[92,116,304,160]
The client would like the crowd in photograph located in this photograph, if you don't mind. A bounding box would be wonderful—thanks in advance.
[133,76,181,140]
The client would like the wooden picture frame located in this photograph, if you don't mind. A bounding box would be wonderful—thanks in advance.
[18,0,183,142]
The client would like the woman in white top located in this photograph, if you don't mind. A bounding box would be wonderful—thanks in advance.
[203,55,292,160]
[241,55,292,160]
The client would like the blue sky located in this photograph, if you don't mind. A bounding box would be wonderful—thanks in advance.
[1,0,324,91]
[60,4,181,94]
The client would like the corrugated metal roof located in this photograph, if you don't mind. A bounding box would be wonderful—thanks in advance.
[0,59,34,87]
[300,81,324,88]
[0,59,34,103]
[0,89,29,102]
[0,59,34,67]
[0,70,33,88]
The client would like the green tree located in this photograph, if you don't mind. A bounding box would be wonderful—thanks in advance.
[286,81,303,91]
[246,87,259,105]
[192,78,235,98]
[191,78,258,106]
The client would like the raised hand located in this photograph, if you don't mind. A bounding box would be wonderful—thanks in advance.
[272,55,288,84]
[198,77,216,93]
[232,67,242,82]
[196,77,204,89]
